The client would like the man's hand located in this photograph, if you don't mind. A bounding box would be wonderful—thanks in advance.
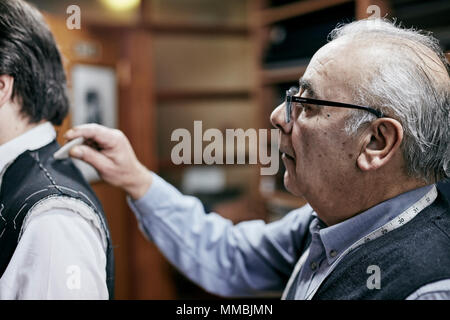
[64,124,153,200]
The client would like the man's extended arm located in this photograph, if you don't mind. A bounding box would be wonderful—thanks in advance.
[128,172,313,296]
[64,124,313,297]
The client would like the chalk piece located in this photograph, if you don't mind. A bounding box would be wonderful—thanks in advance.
[53,137,85,160]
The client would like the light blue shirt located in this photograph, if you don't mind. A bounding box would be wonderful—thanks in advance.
[128,173,450,299]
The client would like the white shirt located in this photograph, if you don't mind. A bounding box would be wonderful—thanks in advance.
[0,123,108,299]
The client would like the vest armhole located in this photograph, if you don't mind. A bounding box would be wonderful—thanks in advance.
[18,194,108,251]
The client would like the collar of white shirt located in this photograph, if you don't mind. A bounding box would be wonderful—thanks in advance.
[0,122,56,187]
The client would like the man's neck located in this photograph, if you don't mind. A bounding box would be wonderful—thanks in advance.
[309,177,429,227]
[0,111,40,146]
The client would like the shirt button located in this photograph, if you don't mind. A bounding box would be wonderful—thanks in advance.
[310,262,318,270]
[330,250,337,258]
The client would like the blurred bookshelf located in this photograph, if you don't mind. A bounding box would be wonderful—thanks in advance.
[146,0,262,300]
[148,1,260,208]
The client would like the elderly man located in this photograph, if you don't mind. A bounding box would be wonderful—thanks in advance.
[66,19,450,299]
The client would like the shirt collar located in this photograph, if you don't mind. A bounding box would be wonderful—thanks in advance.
[0,122,56,182]
[316,184,435,265]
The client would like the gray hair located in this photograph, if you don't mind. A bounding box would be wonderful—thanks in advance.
[329,19,449,183]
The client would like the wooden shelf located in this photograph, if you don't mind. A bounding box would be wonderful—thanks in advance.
[88,21,249,37]
[258,0,354,25]
[260,64,307,85]
[156,89,252,101]
[149,22,250,36]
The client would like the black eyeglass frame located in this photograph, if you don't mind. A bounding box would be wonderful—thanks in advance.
[285,89,384,123]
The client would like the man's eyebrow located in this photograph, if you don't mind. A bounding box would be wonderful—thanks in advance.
[299,78,318,99]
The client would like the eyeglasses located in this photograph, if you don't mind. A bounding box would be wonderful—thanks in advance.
[284,87,384,123]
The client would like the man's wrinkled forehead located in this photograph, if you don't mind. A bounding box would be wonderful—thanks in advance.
[300,39,371,101]
[301,39,356,100]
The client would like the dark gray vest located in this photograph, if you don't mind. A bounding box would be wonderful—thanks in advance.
[0,140,115,298]
[312,190,450,300]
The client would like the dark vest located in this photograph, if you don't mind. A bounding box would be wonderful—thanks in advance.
[438,180,450,203]
[312,190,450,300]
[0,140,114,298]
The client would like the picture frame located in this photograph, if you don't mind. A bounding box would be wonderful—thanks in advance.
[70,64,117,182]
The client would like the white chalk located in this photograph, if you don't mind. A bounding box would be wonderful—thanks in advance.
[53,137,85,160]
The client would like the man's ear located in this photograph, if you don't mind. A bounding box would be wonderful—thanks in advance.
[357,118,404,172]
[0,74,14,108]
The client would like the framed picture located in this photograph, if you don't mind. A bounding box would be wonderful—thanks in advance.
[71,64,117,128]
[71,64,117,182]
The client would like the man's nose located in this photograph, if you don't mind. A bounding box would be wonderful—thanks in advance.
[270,102,293,134]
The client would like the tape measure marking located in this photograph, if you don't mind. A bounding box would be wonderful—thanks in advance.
[305,185,437,300]
[281,185,438,300]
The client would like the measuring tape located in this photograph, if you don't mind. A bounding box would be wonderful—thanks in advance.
[282,185,438,300]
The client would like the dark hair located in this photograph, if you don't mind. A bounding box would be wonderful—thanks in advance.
[0,0,69,125]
